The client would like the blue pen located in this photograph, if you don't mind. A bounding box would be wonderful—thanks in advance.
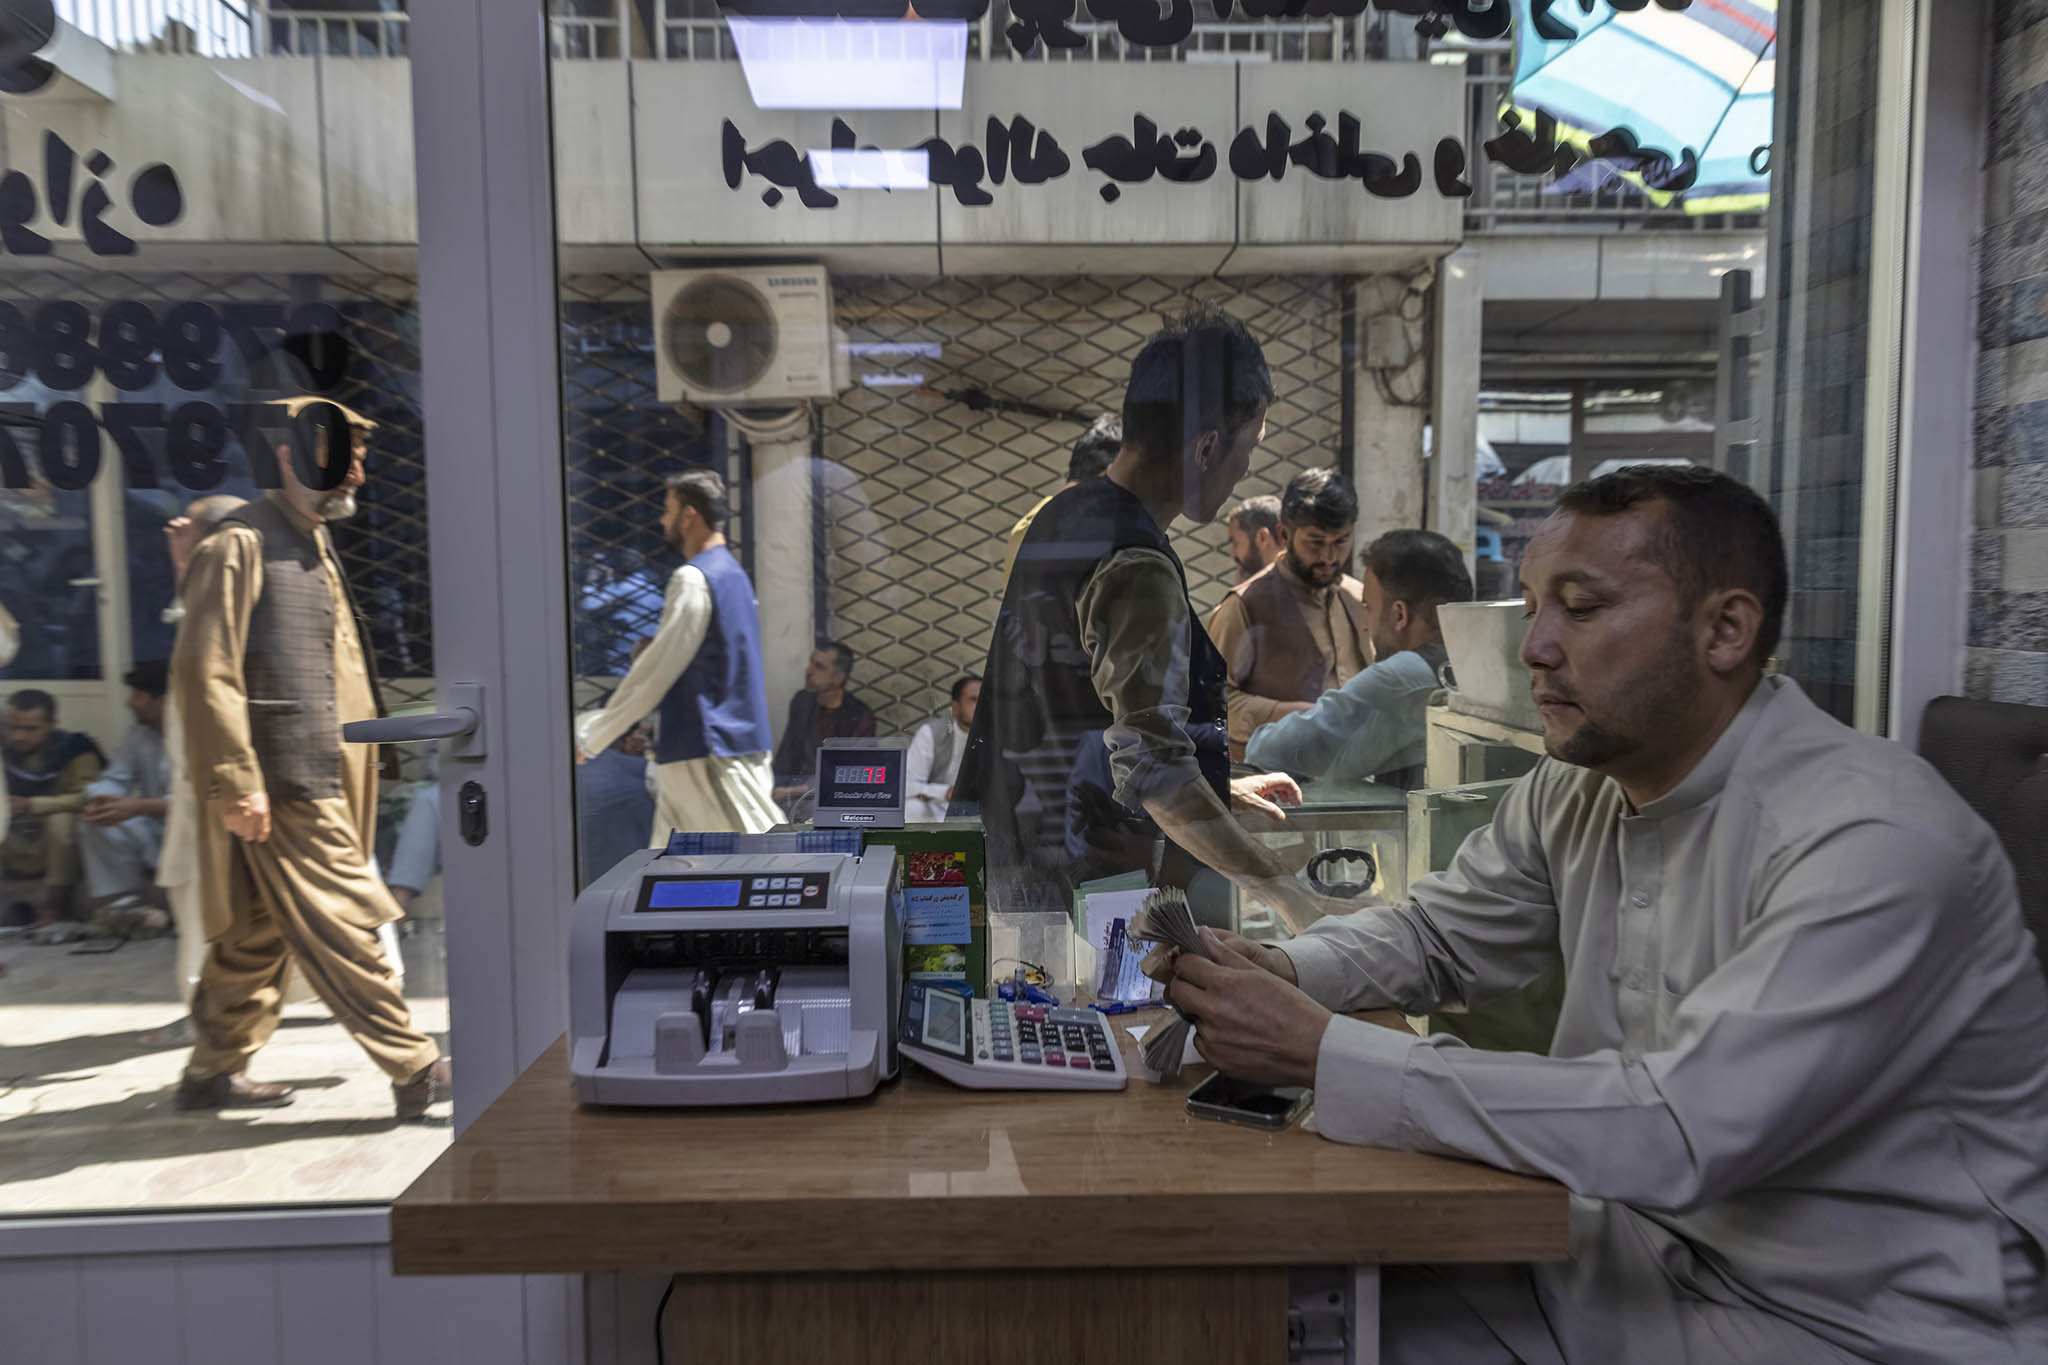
[1090,1000,1166,1016]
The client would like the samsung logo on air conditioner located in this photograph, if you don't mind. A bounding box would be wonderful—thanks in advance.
[765,275,818,288]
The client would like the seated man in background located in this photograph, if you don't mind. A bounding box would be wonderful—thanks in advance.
[1163,466,2048,1363]
[383,753,440,918]
[577,721,658,887]
[1217,493,1282,585]
[2,688,103,932]
[78,661,174,928]
[771,641,876,816]
[905,675,979,823]
[1208,467,1371,761]
[1246,530,1470,789]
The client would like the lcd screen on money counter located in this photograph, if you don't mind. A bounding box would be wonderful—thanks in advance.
[645,879,745,910]
[833,765,890,785]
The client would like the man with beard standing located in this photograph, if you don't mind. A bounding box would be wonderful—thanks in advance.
[1218,494,1282,585]
[1207,467,1371,761]
[576,468,779,840]
[172,399,449,1118]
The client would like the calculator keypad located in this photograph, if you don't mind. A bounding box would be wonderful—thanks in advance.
[975,1001,1122,1081]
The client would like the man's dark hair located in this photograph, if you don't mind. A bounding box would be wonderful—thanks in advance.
[821,640,855,681]
[1066,415,1122,483]
[1229,495,1281,539]
[1280,467,1358,532]
[123,660,169,698]
[664,467,729,534]
[951,674,981,703]
[6,688,56,720]
[1121,306,1274,467]
[1360,530,1474,614]
[1555,464,1788,665]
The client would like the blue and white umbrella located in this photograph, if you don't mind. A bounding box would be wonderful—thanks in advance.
[1504,0,1777,213]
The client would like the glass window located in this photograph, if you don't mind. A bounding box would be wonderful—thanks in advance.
[2,7,448,1215]
[541,0,1864,976]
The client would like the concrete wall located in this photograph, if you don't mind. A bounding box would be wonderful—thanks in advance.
[5,53,1462,268]
[0,56,414,258]
[1972,0,2048,706]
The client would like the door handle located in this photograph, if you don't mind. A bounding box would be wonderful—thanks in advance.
[342,682,487,759]
[343,710,475,743]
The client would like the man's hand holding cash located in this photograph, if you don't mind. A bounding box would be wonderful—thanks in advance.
[1152,928,1332,1090]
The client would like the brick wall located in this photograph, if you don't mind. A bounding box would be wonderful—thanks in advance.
[1973,0,2048,706]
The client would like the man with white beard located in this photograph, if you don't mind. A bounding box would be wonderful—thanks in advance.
[170,398,449,1121]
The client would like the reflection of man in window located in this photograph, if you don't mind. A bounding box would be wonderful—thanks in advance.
[171,399,448,1118]
[2,688,103,931]
[1207,468,1371,762]
[952,308,1318,928]
[1001,415,1122,582]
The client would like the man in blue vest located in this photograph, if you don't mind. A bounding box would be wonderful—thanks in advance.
[576,469,780,841]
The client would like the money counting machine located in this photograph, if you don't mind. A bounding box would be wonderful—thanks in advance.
[569,834,901,1105]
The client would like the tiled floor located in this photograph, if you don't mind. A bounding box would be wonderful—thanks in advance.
[0,923,451,1215]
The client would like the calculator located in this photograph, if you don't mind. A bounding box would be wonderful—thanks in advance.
[897,982,1127,1090]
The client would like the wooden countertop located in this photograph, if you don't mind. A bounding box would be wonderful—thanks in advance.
[392,1017,1567,1276]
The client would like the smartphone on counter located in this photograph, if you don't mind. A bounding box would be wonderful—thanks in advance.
[1185,1073,1310,1131]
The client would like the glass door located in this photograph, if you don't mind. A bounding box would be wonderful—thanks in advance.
[0,8,462,1216]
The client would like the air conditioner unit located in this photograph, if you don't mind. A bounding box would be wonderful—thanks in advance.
[651,266,841,406]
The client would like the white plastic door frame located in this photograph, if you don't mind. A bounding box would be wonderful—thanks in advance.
[411,0,582,1354]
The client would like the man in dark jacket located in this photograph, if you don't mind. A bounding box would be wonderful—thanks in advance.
[952,307,1315,928]
[771,640,876,816]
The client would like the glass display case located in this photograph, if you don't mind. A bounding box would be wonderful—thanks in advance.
[1234,777,1409,941]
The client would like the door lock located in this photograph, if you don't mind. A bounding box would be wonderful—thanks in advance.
[458,781,487,847]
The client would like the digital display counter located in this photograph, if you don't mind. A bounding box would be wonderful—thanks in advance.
[813,740,907,828]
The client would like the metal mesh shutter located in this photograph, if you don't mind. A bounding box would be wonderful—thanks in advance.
[560,274,725,695]
[6,268,1345,750]
[821,273,1344,736]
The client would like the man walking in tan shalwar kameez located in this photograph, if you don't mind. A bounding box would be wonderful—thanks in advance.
[171,399,450,1118]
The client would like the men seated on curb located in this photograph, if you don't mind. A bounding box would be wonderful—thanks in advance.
[3,688,104,933]
[78,660,174,930]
